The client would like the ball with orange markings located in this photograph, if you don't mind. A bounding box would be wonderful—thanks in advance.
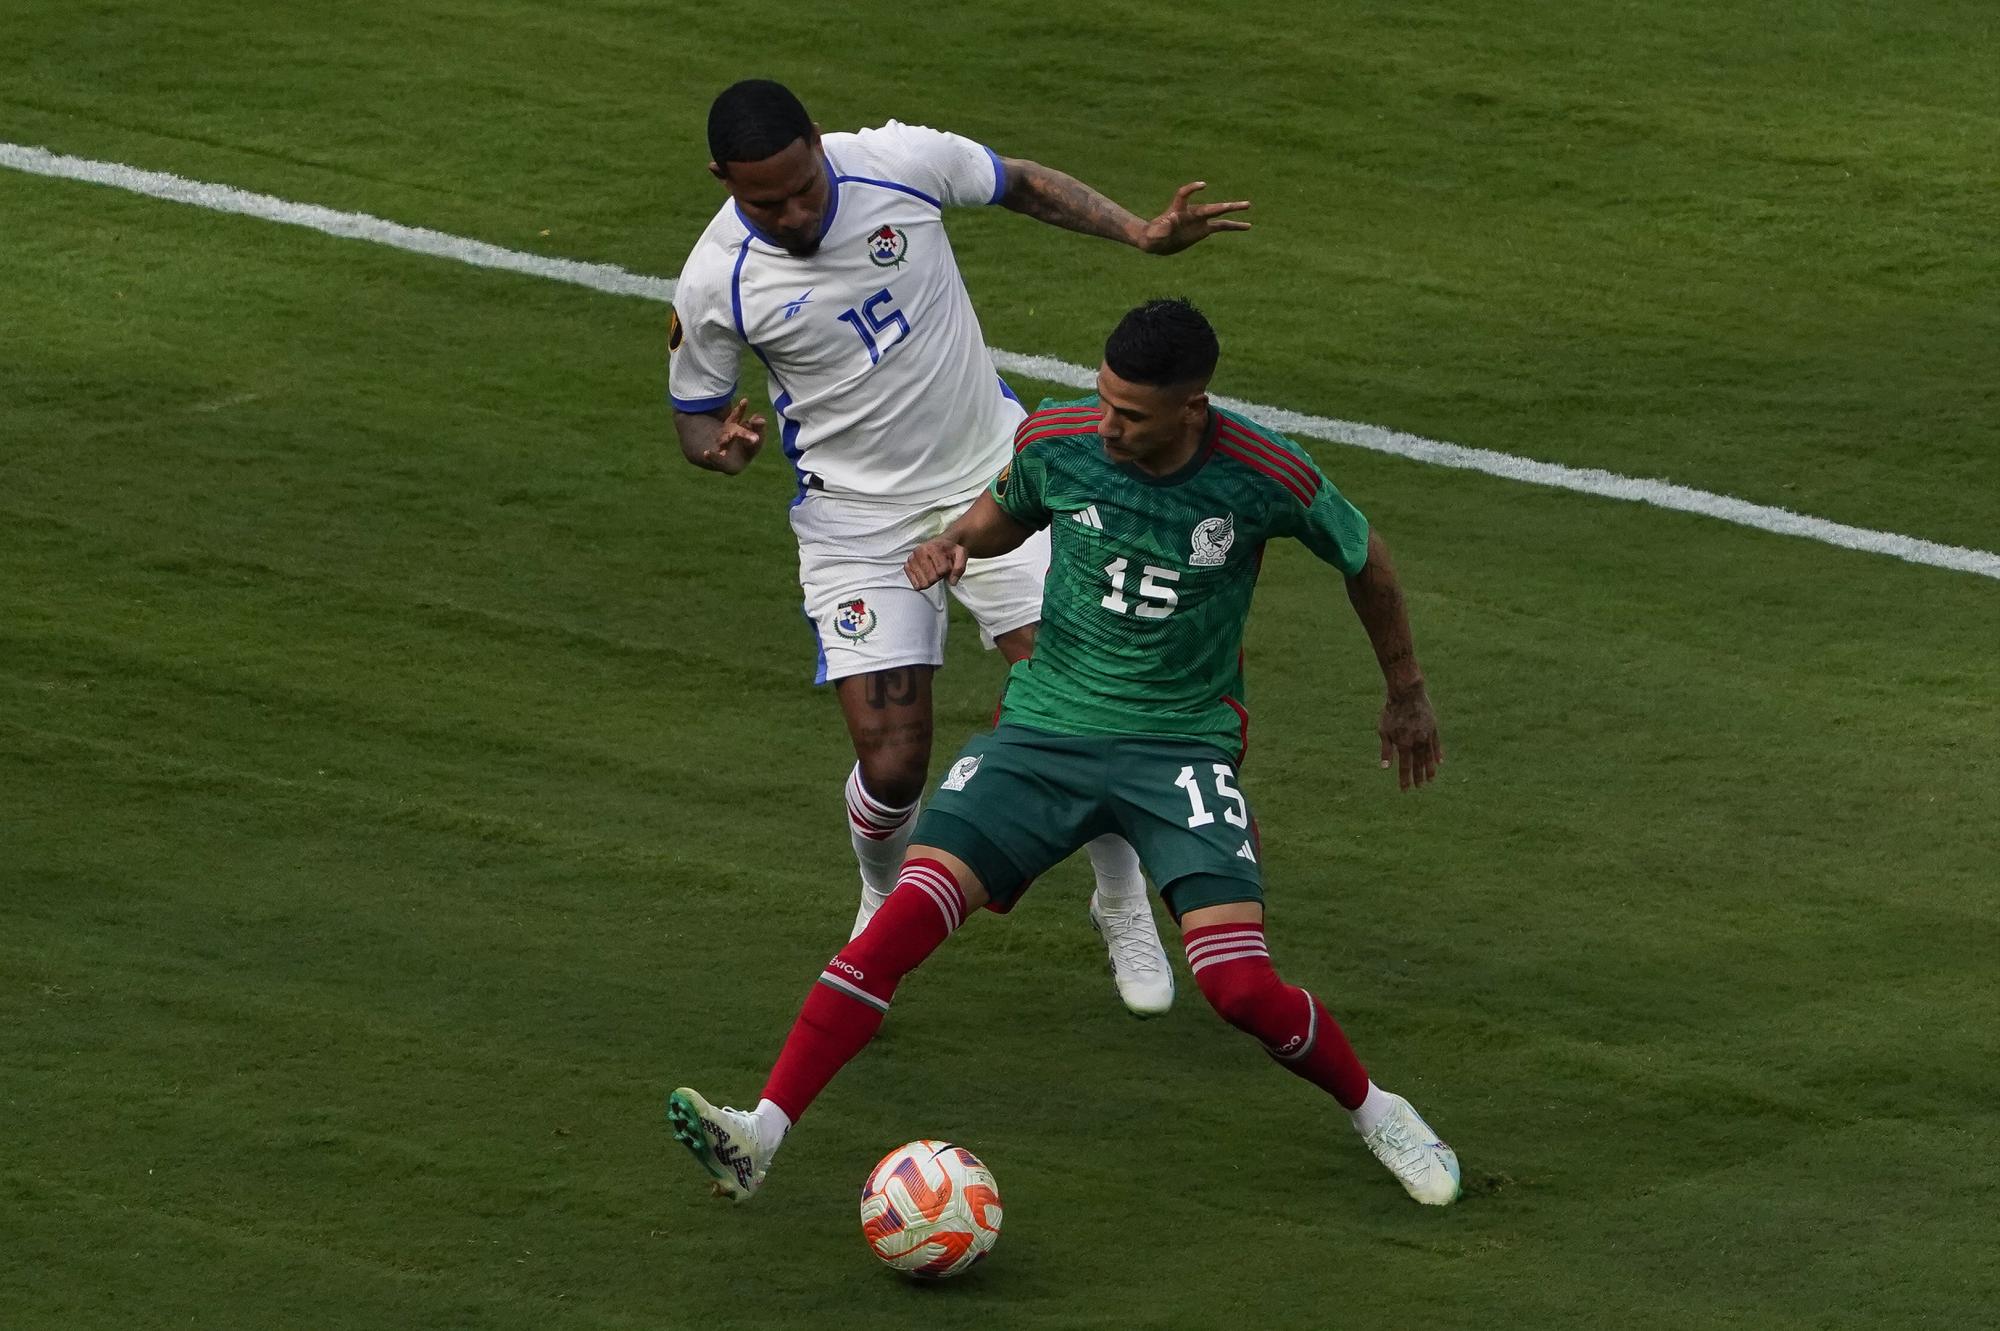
[858,1140,1003,1278]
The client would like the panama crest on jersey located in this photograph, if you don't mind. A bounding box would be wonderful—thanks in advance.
[867,224,909,267]
[1191,514,1236,567]
[834,598,877,641]
[941,755,980,792]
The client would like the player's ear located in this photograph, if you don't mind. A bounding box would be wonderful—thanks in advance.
[1185,391,1210,424]
[708,161,727,184]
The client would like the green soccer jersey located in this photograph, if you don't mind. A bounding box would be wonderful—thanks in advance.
[990,396,1371,753]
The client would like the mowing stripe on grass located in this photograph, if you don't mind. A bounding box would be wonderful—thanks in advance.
[6,140,1997,583]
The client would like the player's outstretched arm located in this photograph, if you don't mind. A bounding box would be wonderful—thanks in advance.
[905,493,1033,589]
[1344,530,1445,791]
[997,158,1250,255]
[672,399,767,475]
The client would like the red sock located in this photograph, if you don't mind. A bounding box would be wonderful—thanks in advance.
[1184,921,1370,1109]
[760,859,968,1122]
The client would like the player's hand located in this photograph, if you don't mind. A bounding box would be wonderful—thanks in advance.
[1139,181,1252,255]
[1377,683,1444,791]
[906,537,970,590]
[700,398,767,474]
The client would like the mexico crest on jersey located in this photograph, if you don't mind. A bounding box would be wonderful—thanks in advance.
[1190,514,1236,567]
[834,598,877,640]
[867,225,909,267]
[941,755,980,792]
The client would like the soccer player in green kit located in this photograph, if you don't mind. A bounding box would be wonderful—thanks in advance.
[669,299,1459,1207]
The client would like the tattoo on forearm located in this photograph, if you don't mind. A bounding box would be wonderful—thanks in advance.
[1348,559,1420,688]
[1009,166,1140,245]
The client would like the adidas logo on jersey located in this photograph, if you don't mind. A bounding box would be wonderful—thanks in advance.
[1069,505,1105,531]
[1236,840,1258,863]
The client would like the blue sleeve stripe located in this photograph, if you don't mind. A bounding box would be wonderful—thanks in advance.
[728,238,753,340]
[984,146,1007,205]
[670,389,736,413]
[747,342,790,401]
[834,174,942,209]
[816,159,841,239]
[774,390,811,509]
[733,204,783,249]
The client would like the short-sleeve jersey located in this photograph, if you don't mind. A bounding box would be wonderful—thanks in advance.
[991,397,1371,753]
[669,121,1025,506]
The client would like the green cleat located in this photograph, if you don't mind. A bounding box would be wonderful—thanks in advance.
[666,1087,771,1202]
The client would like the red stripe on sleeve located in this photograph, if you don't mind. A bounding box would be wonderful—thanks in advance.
[1213,439,1315,506]
[1014,407,1097,430]
[1015,407,1098,436]
[1216,422,1321,500]
[1013,413,1100,453]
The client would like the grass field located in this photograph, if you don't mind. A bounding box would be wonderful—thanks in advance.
[4,2,1998,1327]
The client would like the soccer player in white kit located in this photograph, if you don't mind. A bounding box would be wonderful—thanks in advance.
[668,80,1250,1016]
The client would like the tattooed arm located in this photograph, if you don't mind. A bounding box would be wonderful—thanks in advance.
[672,399,766,475]
[1345,529,1445,790]
[905,493,1033,590]
[996,158,1251,255]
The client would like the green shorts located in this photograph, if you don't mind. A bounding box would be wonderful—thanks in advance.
[912,725,1264,921]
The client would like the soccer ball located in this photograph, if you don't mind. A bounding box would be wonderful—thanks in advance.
[858,1140,1003,1278]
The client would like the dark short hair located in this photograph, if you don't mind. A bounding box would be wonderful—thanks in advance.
[1103,298,1219,387]
[708,80,814,167]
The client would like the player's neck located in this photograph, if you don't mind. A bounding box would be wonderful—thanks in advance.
[1132,408,1213,478]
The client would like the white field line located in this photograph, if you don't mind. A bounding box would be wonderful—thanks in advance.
[6,141,1996,583]
[0,143,674,302]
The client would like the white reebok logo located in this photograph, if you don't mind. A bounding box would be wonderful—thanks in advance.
[1236,840,1257,863]
[1070,505,1105,530]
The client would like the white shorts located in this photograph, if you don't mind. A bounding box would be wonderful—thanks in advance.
[790,490,1051,684]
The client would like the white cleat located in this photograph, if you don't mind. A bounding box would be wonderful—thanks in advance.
[849,884,890,941]
[666,1087,771,1202]
[1362,1093,1461,1206]
[1089,890,1175,1018]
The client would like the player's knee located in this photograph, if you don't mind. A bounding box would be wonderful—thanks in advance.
[841,864,966,982]
[1195,959,1286,1032]
[856,749,928,808]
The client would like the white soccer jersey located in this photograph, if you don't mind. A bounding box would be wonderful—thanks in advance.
[669,121,1026,507]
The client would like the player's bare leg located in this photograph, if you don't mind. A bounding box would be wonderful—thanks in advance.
[1177,898,1460,1205]
[668,849,991,1200]
[834,665,934,938]
[995,624,1173,1016]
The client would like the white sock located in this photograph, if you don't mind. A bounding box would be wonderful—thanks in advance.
[753,1098,792,1152]
[1350,1082,1396,1135]
[1085,833,1148,910]
[845,764,919,897]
